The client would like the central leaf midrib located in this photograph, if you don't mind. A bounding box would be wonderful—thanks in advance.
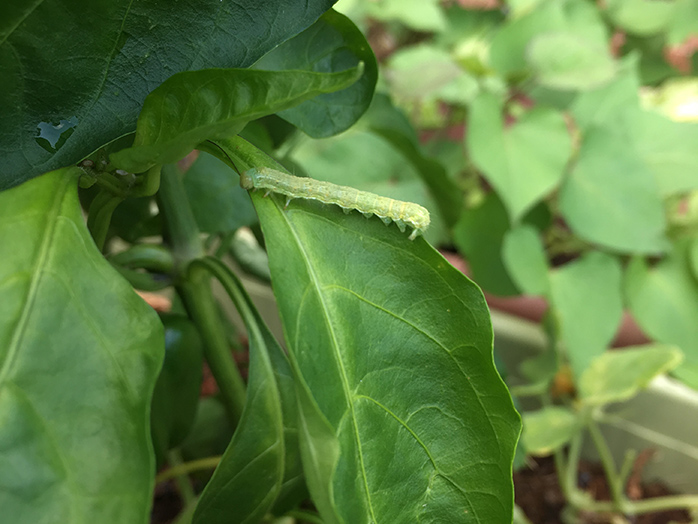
[281,204,378,523]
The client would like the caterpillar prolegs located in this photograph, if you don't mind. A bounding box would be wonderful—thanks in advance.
[240,168,430,240]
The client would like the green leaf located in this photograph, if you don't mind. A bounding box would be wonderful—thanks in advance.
[502,225,550,296]
[254,10,378,138]
[579,345,684,406]
[605,0,677,36]
[490,0,608,77]
[0,168,164,523]
[454,194,551,296]
[365,0,447,32]
[290,127,449,245]
[111,66,363,173]
[632,110,698,196]
[183,152,257,234]
[0,0,335,190]
[191,257,301,524]
[625,239,698,389]
[522,407,578,456]
[467,91,571,222]
[549,251,623,378]
[527,32,616,90]
[386,44,472,102]
[559,126,667,254]
[226,140,520,522]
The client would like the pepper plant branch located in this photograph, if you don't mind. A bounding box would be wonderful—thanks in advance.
[158,163,246,423]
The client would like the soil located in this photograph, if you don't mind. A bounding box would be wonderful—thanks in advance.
[515,456,692,524]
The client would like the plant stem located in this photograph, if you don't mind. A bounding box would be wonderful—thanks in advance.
[587,416,629,513]
[158,164,246,423]
[156,454,223,485]
[164,449,197,506]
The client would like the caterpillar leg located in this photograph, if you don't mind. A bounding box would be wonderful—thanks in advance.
[408,228,419,240]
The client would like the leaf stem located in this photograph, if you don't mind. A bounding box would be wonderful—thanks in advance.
[156,454,223,485]
[163,449,198,506]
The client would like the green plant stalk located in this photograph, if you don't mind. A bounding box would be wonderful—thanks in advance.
[587,416,630,513]
[155,454,223,485]
[158,163,246,423]
[86,189,124,251]
[164,449,197,506]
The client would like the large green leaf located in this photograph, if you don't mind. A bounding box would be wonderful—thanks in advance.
[0,168,164,523]
[254,10,378,138]
[0,0,335,190]
[625,239,698,389]
[222,139,520,522]
[549,251,623,378]
[111,66,363,173]
[579,345,683,406]
[467,91,571,222]
[191,257,302,524]
[559,126,667,254]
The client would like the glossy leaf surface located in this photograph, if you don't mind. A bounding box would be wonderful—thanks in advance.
[0,169,164,523]
[579,345,683,406]
[245,168,520,522]
[254,10,378,138]
[522,407,577,456]
[0,0,334,189]
[549,252,623,378]
[191,258,299,524]
[468,92,571,222]
[111,66,363,173]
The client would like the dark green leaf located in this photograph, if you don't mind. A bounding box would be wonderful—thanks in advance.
[111,66,363,173]
[151,314,203,467]
[192,258,302,524]
[363,94,463,228]
[549,251,623,378]
[559,126,667,254]
[0,168,163,523]
[468,92,571,221]
[453,193,520,296]
[248,177,519,523]
[254,10,378,138]
[625,239,698,389]
[522,407,578,456]
[579,345,683,406]
[0,0,336,190]
[183,152,257,234]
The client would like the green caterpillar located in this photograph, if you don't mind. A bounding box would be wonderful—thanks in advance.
[240,167,430,240]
